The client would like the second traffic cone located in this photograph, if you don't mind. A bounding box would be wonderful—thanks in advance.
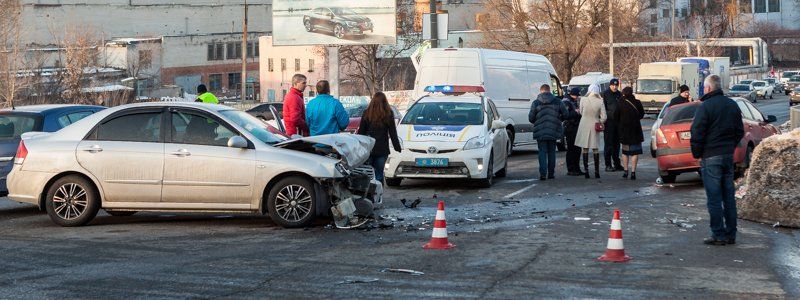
[597,209,631,262]
[423,200,455,250]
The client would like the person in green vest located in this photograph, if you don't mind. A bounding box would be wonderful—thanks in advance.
[195,84,219,104]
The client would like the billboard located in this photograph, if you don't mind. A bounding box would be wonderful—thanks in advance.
[272,0,397,46]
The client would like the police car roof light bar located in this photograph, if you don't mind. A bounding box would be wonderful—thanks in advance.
[424,85,485,94]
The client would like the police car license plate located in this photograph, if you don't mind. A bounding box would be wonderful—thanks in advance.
[680,132,691,140]
[416,158,449,167]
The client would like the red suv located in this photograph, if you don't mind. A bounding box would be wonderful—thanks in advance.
[655,98,780,183]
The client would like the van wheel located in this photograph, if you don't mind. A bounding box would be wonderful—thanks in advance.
[267,177,316,228]
[477,154,494,188]
[45,175,100,227]
[385,178,402,187]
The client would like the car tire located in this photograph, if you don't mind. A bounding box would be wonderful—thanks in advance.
[334,24,345,39]
[106,210,137,217]
[497,143,509,178]
[385,178,402,187]
[506,129,514,153]
[267,177,316,228]
[477,153,494,188]
[45,175,100,227]
[769,92,773,99]
[303,18,313,32]
[661,173,677,184]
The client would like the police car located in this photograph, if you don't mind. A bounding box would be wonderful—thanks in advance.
[384,86,511,187]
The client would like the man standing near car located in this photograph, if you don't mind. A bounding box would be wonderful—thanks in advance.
[195,84,219,104]
[669,85,692,107]
[529,84,567,181]
[690,75,745,246]
[283,74,309,137]
[306,80,349,136]
[601,79,623,172]
[562,88,584,176]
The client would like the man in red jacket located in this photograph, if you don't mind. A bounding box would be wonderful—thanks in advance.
[283,74,309,137]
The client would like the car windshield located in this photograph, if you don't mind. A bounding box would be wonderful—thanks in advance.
[752,81,766,87]
[662,104,699,126]
[740,80,753,85]
[0,114,42,141]
[401,102,484,126]
[569,85,590,96]
[637,80,674,94]
[219,110,287,145]
[731,85,751,91]
[791,75,800,82]
[783,71,799,78]
[330,8,358,15]
[345,104,368,118]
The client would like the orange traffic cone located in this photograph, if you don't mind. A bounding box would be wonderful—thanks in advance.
[423,200,455,250]
[597,209,632,262]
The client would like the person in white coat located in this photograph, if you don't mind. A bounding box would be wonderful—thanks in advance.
[575,84,608,179]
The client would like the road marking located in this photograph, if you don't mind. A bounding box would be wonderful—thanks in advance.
[504,183,537,199]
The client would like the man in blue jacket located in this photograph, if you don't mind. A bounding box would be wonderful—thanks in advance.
[690,74,745,246]
[305,80,349,136]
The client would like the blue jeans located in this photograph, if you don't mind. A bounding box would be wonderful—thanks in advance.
[537,140,556,177]
[701,155,737,240]
[367,155,388,182]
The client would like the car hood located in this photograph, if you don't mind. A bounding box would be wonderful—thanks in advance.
[275,134,375,167]
[340,15,370,23]
[396,124,485,143]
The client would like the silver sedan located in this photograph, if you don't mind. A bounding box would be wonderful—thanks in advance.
[7,102,381,228]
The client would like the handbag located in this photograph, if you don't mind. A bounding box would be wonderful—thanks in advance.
[595,122,605,132]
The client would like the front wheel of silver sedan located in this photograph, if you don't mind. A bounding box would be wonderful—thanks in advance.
[45,175,100,227]
[267,177,316,228]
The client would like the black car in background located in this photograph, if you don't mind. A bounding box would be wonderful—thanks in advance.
[303,7,373,39]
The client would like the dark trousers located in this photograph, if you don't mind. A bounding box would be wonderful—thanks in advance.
[367,155,388,182]
[701,155,737,240]
[537,140,556,177]
[603,121,621,168]
[565,129,581,172]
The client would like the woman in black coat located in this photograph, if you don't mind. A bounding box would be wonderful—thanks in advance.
[357,92,402,183]
[614,87,645,180]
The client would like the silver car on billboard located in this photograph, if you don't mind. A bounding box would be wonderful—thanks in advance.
[7,102,382,229]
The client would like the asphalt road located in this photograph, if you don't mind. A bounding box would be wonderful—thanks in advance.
[0,95,797,298]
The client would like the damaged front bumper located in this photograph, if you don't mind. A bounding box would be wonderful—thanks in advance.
[319,166,383,229]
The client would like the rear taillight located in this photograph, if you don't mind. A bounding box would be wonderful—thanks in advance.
[14,140,27,165]
[656,128,668,144]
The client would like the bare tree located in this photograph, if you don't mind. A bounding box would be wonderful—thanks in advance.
[0,0,26,108]
[53,24,101,104]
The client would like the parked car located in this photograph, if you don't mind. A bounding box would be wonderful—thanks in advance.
[790,87,800,106]
[655,98,780,183]
[245,102,288,135]
[751,80,774,99]
[763,77,783,94]
[785,75,800,93]
[303,7,373,39]
[649,102,671,158]
[0,105,105,196]
[7,102,382,229]
[385,86,511,188]
[345,103,402,133]
[728,84,757,103]
[738,79,754,86]
[781,71,800,94]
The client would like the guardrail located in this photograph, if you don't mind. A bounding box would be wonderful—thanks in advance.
[791,105,800,130]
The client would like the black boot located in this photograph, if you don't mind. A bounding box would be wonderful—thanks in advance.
[630,172,636,180]
[593,153,601,179]
[582,153,590,179]
[622,170,629,179]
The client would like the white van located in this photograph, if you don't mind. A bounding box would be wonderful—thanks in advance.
[412,48,564,148]
[568,72,614,96]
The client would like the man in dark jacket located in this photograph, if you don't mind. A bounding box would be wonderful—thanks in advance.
[601,78,623,172]
[668,85,691,107]
[562,88,584,176]
[690,75,745,246]
[529,84,567,180]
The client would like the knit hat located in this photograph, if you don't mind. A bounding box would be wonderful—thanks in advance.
[569,87,581,96]
[679,84,690,93]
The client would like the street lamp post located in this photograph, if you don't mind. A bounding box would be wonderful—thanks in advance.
[241,0,248,102]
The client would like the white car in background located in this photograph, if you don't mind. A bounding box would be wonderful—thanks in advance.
[385,86,511,188]
[751,80,774,99]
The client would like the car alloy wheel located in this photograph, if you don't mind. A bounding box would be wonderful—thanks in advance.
[53,183,88,221]
[267,176,316,228]
[304,19,313,32]
[334,24,345,39]
[45,175,100,227]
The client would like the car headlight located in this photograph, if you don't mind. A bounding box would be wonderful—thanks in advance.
[345,21,358,27]
[335,163,350,176]
[463,136,488,150]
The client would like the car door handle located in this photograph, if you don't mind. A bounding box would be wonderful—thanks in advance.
[171,149,191,157]
[83,145,103,153]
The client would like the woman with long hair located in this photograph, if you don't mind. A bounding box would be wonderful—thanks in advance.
[574,84,607,179]
[615,86,645,180]
[357,92,402,183]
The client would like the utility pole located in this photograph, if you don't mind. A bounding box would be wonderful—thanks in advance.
[241,0,248,102]
[670,0,676,40]
[608,0,614,76]
[429,0,438,48]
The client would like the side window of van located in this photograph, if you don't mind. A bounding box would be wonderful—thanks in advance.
[550,75,563,97]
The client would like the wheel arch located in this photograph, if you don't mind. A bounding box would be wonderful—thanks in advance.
[39,171,102,210]
[259,171,320,215]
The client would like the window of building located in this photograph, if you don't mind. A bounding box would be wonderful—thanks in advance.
[246,41,259,58]
[268,58,274,72]
[295,59,301,72]
[649,0,657,8]
[138,50,152,69]
[308,59,315,72]
[681,8,688,17]
[768,0,780,12]
[651,13,657,23]
[281,58,286,71]
[663,8,670,17]
[227,42,242,60]
[650,27,657,36]
[207,43,224,61]
[754,0,767,13]
[228,73,242,90]
[209,74,222,91]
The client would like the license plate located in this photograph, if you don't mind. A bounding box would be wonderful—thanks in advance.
[416,158,449,167]
[680,132,691,140]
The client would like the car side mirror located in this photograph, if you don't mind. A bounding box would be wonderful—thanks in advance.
[767,115,777,123]
[228,136,248,148]
[491,120,506,130]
